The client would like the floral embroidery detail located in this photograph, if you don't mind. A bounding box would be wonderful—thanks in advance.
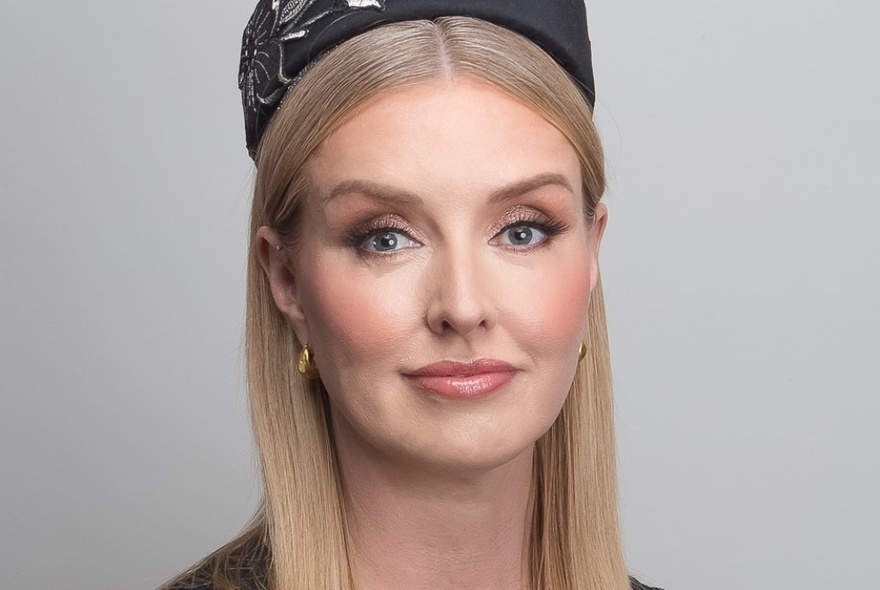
[239,0,387,155]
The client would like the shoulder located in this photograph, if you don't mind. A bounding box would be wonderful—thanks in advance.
[158,528,270,590]
[159,562,268,590]
[631,576,666,590]
[160,572,214,590]
[161,573,266,590]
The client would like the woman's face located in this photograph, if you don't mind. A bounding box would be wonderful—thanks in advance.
[261,78,605,474]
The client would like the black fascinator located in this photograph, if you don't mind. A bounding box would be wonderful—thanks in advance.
[239,0,596,158]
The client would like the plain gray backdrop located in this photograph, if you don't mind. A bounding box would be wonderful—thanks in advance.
[1,1,878,589]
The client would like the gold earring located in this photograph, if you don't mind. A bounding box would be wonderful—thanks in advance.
[298,344,320,380]
[578,341,587,362]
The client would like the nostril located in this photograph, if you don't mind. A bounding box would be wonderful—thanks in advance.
[424,255,497,336]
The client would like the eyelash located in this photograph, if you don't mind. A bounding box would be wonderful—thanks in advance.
[343,216,416,254]
[344,210,569,257]
[494,209,569,250]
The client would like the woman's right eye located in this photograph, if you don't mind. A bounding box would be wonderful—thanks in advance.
[359,230,419,253]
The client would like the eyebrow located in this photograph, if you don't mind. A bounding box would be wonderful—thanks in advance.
[321,172,575,208]
[487,173,575,205]
[323,179,423,207]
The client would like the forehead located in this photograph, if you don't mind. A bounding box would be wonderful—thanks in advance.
[306,78,581,206]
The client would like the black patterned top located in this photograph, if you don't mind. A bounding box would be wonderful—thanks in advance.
[631,576,665,590]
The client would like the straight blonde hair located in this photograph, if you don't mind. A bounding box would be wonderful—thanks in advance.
[163,17,628,590]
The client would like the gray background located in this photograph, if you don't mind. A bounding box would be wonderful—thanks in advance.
[1,1,878,589]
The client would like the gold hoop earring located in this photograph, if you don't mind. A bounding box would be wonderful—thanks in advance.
[298,344,320,380]
[578,341,587,362]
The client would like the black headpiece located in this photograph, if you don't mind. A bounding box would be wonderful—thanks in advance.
[239,0,596,158]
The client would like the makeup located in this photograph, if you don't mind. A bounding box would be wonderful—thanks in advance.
[283,79,600,471]
[404,359,518,399]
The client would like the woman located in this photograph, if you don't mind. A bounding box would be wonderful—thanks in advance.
[164,1,662,589]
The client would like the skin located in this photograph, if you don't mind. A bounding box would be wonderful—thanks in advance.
[257,78,607,590]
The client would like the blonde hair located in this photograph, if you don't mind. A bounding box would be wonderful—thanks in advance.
[163,17,628,590]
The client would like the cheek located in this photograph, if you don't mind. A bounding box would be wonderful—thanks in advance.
[300,259,417,366]
[511,254,593,351]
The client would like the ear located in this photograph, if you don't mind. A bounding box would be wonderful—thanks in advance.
[255,225,310,344]
[588,203,608,291]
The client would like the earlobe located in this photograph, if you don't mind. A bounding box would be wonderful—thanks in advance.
[254,225,310,343]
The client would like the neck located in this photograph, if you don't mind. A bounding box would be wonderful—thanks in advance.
[334,424,534,590]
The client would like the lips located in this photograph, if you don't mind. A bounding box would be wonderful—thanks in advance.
[404,359,518,399]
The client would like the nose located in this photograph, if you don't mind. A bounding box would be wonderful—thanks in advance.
[425,244,497,337]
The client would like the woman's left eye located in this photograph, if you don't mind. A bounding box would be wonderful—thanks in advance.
[493,224,549,248]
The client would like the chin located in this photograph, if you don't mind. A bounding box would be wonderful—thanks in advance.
[402,419,551,475]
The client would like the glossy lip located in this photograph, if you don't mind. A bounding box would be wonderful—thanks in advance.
[404,359,518,399]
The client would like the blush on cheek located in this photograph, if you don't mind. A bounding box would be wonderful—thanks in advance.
[305,263,415,360]
[522,261,593,353]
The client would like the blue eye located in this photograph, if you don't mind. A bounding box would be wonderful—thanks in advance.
[496,224,549,247]
[360,230,418,253]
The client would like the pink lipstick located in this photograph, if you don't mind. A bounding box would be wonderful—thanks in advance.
[405,359,517,399]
